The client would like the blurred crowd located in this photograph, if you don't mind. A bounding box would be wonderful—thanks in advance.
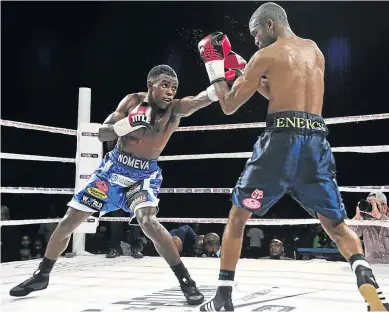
[2,191,387,264]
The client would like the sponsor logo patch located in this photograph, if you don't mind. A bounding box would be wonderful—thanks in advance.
[80,193,105,211]
[242,198,261,210]
[126,182,142,198]
[96,180,109,193]
[128,191,148,211]
[251,189,263,200]
[87,187,108,199]
[109,174,134,187]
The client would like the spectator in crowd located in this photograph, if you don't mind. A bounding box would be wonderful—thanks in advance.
[38,204,60,248]
[170,225,198,256]
[124,225,145,258]
[262,239,294,260]
[86,225,110,254]
[193,235,205,257]
[1,205,21,263]
[20,235,32,261]
[32,240,44,259]
[203,233,221,257]
[350,192,389,264]
[246,226,264,259]
[313,226,335,248]
[106,209,127,258]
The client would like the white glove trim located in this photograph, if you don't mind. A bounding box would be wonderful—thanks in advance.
[206,85,219,102]
[205,60,225,83]
[113,117,143,137]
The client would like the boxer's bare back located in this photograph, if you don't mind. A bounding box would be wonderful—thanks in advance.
[258,36,325,115]
[215,36,325,117]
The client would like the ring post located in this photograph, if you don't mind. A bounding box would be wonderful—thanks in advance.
[72,87,92,256]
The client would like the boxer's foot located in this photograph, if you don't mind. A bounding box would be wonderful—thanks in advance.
[10,270,49,297]
[199,286,233,311]
[356,267,388,311]
[180,277,204,305]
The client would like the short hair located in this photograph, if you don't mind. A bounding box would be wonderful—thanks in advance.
[250,2,289,29]
[147,64,177,83]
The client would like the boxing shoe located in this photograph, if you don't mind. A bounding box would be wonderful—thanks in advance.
[356,266,389,311]
[180,277,204,305]
[199,286,234,311]
[131,249,144,259]
[106,248,121,258]
[10,269,49,297]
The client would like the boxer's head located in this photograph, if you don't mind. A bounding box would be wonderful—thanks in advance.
[249,2,289,50]
[147,65,178,109]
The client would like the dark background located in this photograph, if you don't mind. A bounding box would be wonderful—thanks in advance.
[1,1,388,223]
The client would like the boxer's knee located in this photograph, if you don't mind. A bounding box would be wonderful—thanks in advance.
[228,205,251,226]
[225,205,251,238]
[136,206,162,239]
[318,214,346,243]
[54,207,91,239]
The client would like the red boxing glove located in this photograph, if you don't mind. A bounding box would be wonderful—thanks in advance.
[198,32,231,83]
[224,51,247,70]
[225,69,244,86]
[206,69,244,101]
[113,102,156,137]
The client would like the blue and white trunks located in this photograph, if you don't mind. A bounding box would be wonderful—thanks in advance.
[68,147,162,217]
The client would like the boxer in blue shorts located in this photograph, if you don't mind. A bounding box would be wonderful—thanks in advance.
[198,3,388,311]
[10,64,245,305]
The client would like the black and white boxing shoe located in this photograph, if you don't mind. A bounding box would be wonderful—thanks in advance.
[199,286,234,311]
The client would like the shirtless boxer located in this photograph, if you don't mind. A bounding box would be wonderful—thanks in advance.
[198,2,388,311]
[9,64,241,304]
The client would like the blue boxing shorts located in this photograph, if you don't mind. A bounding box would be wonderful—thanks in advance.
[68,147,162,218]
[232,111,347,221]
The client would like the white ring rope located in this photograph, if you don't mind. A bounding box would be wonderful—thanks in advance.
[1,114,388,228]
[1,145,388,164]
[0,153,75,163]
[1,113,388,134]
[0,119,77,135]
[1,217,388,227]
[1,186,388,194]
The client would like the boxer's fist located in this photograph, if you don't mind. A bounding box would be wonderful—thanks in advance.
[225,69,244,87]
[198,32,231,83]
[114,102,155,137]
[128,102,155,130]
[224,51,247,70]
[206,69,244,102]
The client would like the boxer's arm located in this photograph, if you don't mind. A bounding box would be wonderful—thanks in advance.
[257,77,270,100]
[173,91,214,117]
[214,49,272,115]
[97,94,140,142]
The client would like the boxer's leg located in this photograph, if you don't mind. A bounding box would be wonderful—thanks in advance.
[136,207,181,265]
[10,167,114,297]
[45,207,92,260]
[292,136,388,311]
[9,207,92,297]
[136,206,204,305]
[200,132,292,312]
[220,205,251,272]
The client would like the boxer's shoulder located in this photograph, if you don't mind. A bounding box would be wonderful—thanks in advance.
[118,93,144,113]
